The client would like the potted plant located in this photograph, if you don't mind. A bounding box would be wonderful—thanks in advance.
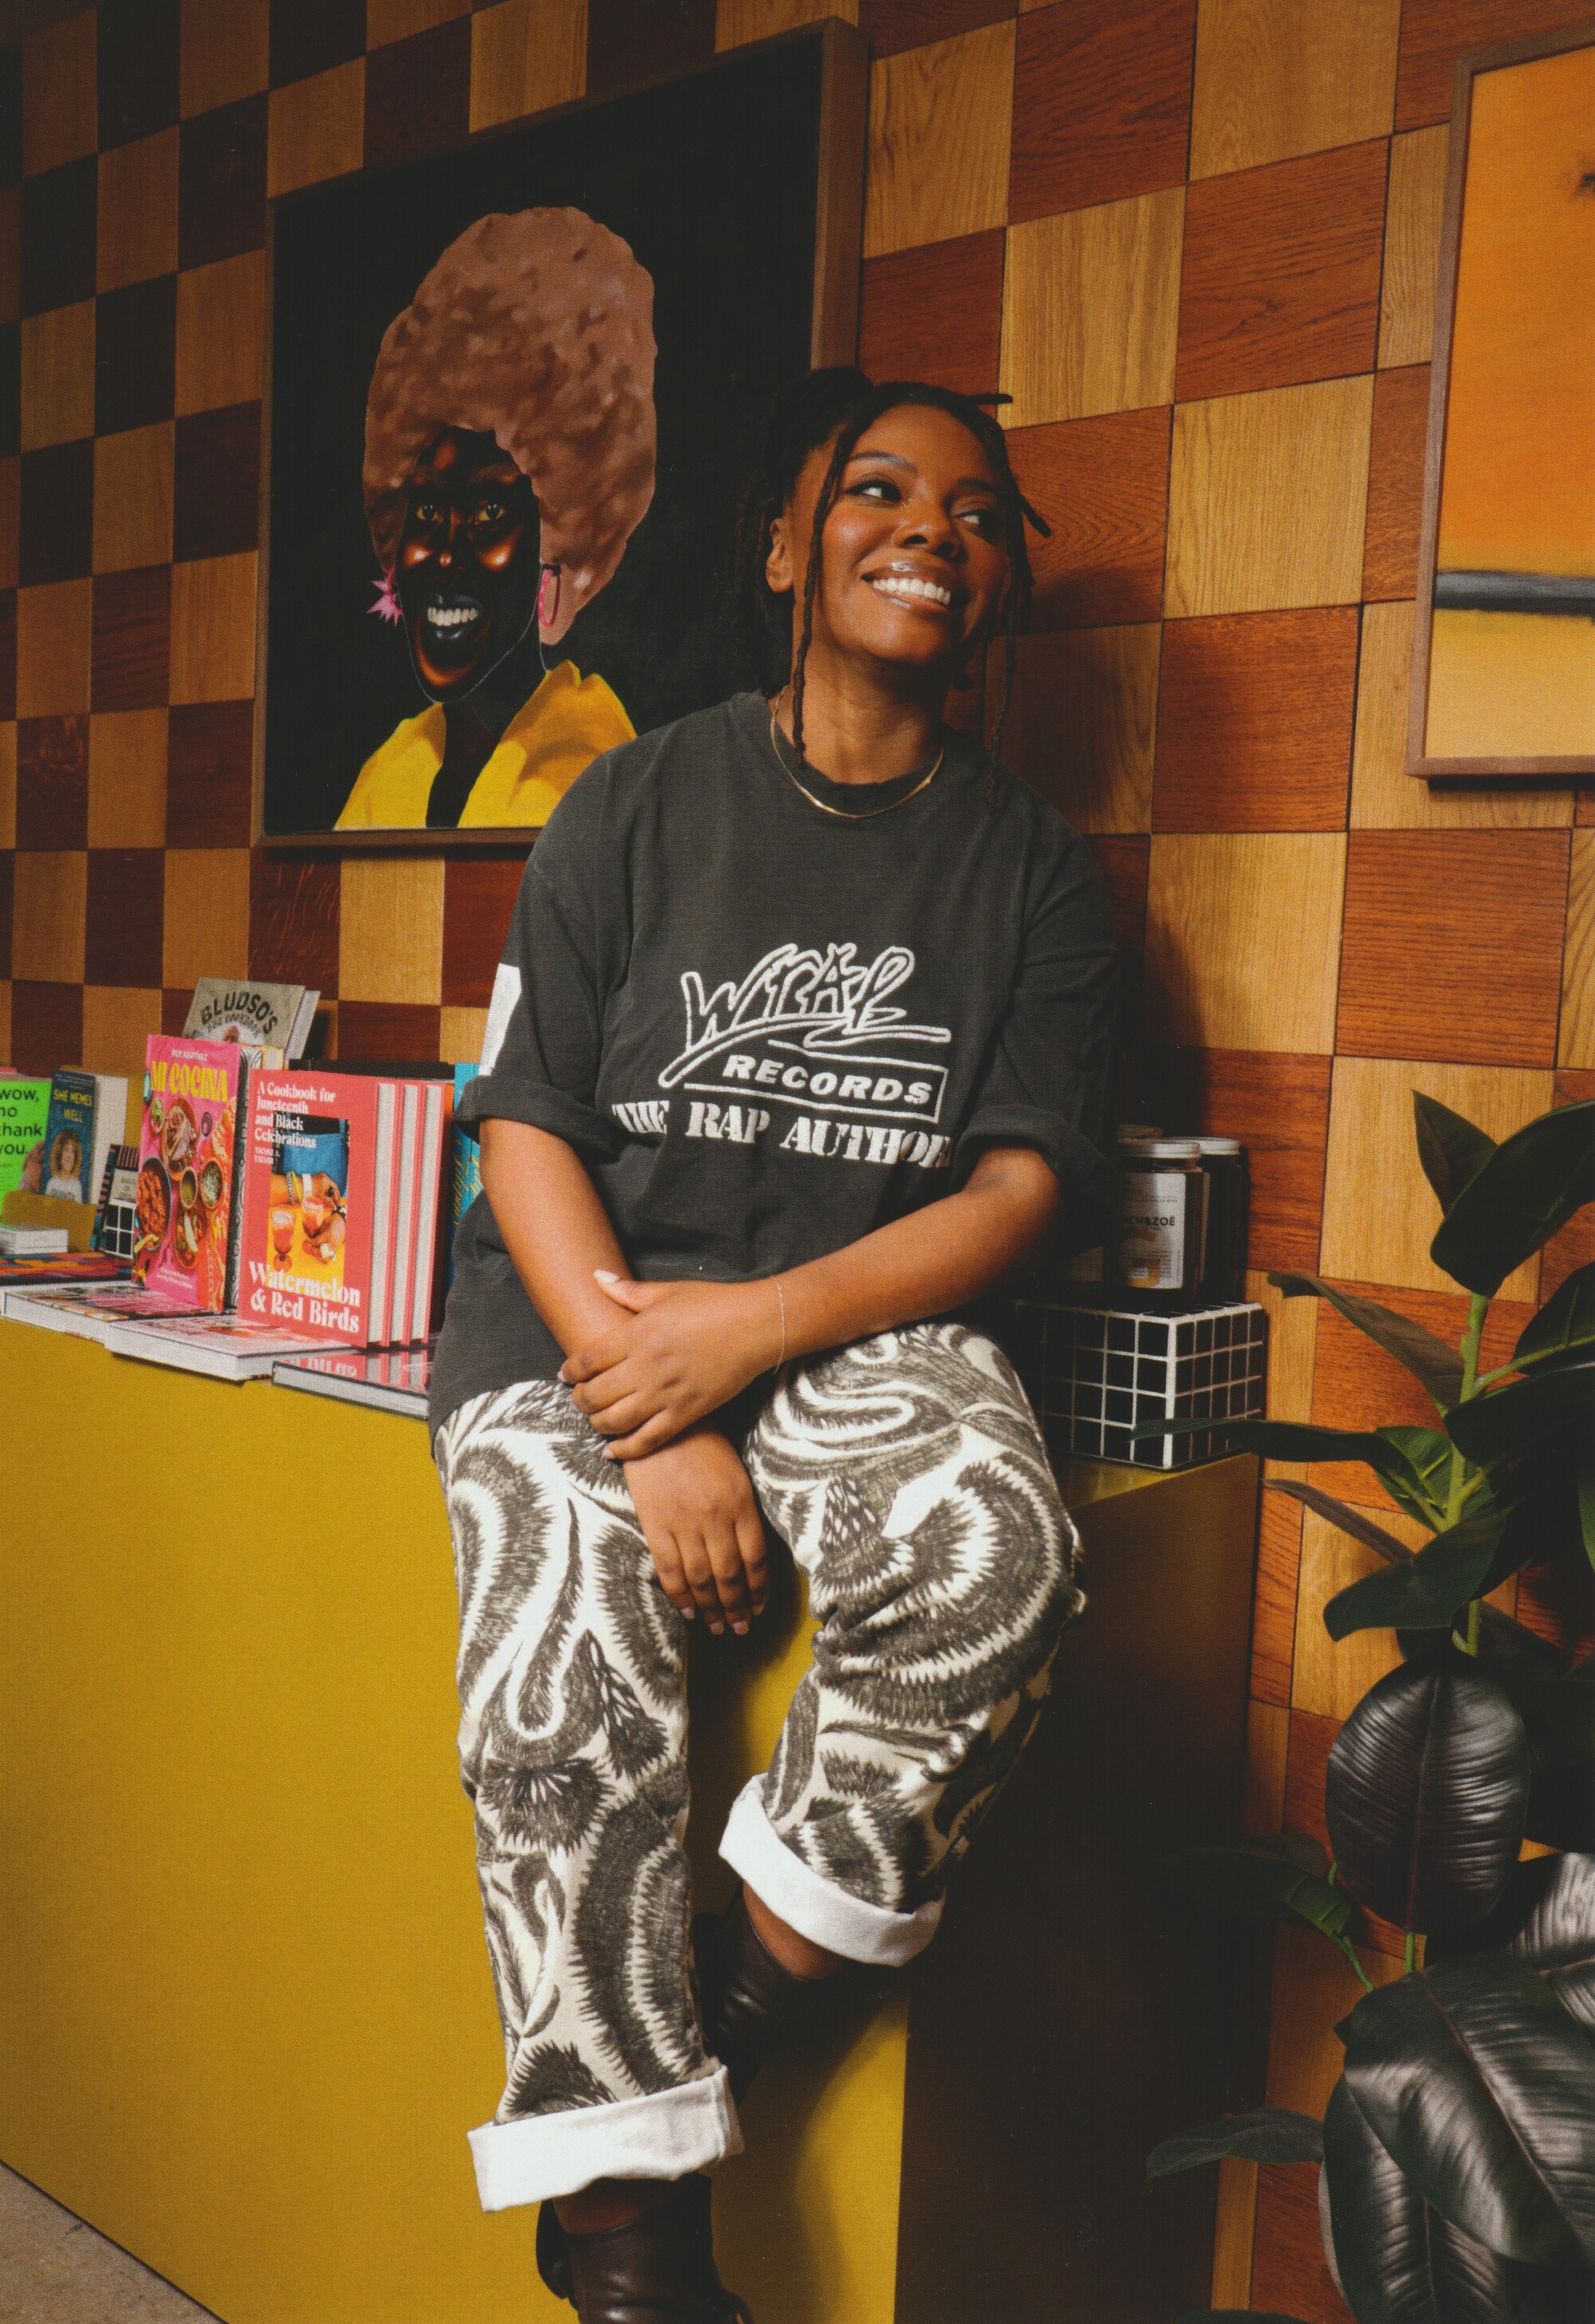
[1135,1093,1595,2323]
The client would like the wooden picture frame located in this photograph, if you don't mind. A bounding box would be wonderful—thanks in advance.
[1407,19,1595,782]
[254,20,867,851]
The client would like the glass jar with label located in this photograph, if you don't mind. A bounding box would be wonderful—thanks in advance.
[1115,1139,1204,1311]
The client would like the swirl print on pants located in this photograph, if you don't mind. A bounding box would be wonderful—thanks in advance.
[432,1321,1082,2210]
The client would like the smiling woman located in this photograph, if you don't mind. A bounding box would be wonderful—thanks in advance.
[336,208,657,830]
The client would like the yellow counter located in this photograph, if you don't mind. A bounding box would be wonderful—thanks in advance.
[0,1320,1257,2323]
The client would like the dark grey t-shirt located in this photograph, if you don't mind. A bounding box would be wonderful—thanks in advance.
[429,691,1116,1432]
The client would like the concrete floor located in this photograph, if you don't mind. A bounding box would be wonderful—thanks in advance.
[0,2167,219,2323]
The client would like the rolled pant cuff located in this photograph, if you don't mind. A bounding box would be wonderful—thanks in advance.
[467,2066,741,2212]
[719,1775,943,1968]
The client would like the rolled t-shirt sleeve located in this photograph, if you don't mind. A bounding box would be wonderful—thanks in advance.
[455,837,620,1169]
[953,824,1117,1246]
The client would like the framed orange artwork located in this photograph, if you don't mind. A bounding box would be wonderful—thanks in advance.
[1408,21,1595,779]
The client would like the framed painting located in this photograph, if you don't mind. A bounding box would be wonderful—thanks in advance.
[256,22,865,847]
[1408,20,1595,780]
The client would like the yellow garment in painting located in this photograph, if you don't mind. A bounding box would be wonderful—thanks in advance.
[334,661,634,829]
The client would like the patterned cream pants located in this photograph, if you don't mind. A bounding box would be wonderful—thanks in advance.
[432,1321,1081,2210]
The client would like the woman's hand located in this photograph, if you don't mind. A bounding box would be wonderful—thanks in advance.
[623,1427,770,1634]
[561,1274,782,1460]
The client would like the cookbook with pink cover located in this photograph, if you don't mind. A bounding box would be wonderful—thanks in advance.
[133,1037,249,1311]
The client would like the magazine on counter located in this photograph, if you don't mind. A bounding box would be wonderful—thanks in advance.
[102,1311,363,1382]
[0,1249,132,1289]
[2,1281,199,1341]
[272,1338,435,1419]
[135,1038,254,1311]
[236,1068,386,1345]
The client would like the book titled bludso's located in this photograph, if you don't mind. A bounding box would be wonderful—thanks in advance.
[237,1069,384,1345]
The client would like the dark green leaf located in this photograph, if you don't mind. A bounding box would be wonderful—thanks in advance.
[1321,2078,1592,2324]
[1267,1480,1416,1563]
[1270,1272,1466,1406]
[1431,1854,1595,2039]
[1325,1665,1530,1935]
[1432,1102,1595,1296]
[1324,1511,1506,1639]
[1416,1094,1498,1216]
[1515,1265,1595,1371]
[1445,1362,1595,1469]
[1148,2108,1325,2178]
[1156,1845,1352,1941]
[1337,1953,1595,2267]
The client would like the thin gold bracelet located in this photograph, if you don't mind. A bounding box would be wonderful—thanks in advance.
[772,1275,787,1372]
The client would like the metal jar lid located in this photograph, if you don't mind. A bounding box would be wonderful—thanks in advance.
[1191,1136,1242,1155]
[1117,1139,1203,1159]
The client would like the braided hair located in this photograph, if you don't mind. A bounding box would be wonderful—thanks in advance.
[731,367,1048,792]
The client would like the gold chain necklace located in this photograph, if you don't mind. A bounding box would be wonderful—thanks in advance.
[766,694,944,821]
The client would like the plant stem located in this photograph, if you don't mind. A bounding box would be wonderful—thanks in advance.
[1335,1933,1376,1994]
[1404,1931,1416,1973]
[1450,1291,1491,1653]
[1466,1595,1483,1656]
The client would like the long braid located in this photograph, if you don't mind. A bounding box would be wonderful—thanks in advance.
[791,416,862,769]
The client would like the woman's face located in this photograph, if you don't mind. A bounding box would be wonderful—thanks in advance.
[767,404,1010,684]
[396,428,541,700]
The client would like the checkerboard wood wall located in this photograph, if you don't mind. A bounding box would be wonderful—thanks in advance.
[2,2,1592,2312]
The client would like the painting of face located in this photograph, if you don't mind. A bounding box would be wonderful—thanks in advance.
[261,29,862,841]
[396,431,542,700]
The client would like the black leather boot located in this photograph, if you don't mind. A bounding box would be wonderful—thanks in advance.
[562,2176,750,2322]
[693,1893,829,2102]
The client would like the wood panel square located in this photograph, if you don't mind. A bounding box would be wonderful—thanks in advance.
[94,274,177,435]
[586,0,715,95]
[97,0,181,152]
[1010,0,1194,223]
[19,440,93,585]
[1350,601,1573,831]
[81,983,163,1134]
[8,978,83,1074]
[0,861,9,975]
[173,402,260,561]
[22,15,96,178]
[20,157,96,317]
[1006,406,1171,630]
[88,708,168,847]
[1166,376,1372,617]
[442,857,526,1008]
[371,0,471,46]
[91,567,171,713]
[0,458,13,589]
[339,855,444,1006]
[11,848,85,983]
[1539,1069,1595,1299]
[1000,624,1158,833]
[1153,608,1356,832]
[93,422,175,573]
[337,999,443,1062]
[1152,1046,1333,1269]
[1190,0,1400,179]
[1361,364,1429,602]
[270,0,366,89]
[864,19,1012,258]
[167,699,253,847]
[85,846,164,987]
[1176,141,1386,401]
[1146,833,1345,1053]
[364,21,471,170]
[1250,1491,1301,1707]
[1393,0,1595,132]
[1000,188,1182,427]
[267,61,365,199]
[0,590,17,719]
[716,0,853,47]
[96,131,179,294]
[1321,1055,1554,1298]
[0,983,10,1062]
[1379,125,1447,368]
[1337,830,1568,1067]
[174,251,263,420]
[16,713,88,848]
[250,851,341,991]
[0,720,14,845]
[161,843,250,986]
[19,301,93,449]
[181,0,271,118]
[1081,832,1148,1046]
[1291,1508,1401,1719]
[0,187,18,325]
[1251,2162,1350,2324]
[178,97,268,270]
[860,2,1010,60]
[0,325,16,460]
[439,1004,487,1064]
[1562,832,1595,1069]
[469,0,586,132]
[17,577,91,716]
[859,229,1005,403]
[169,552,256,703]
